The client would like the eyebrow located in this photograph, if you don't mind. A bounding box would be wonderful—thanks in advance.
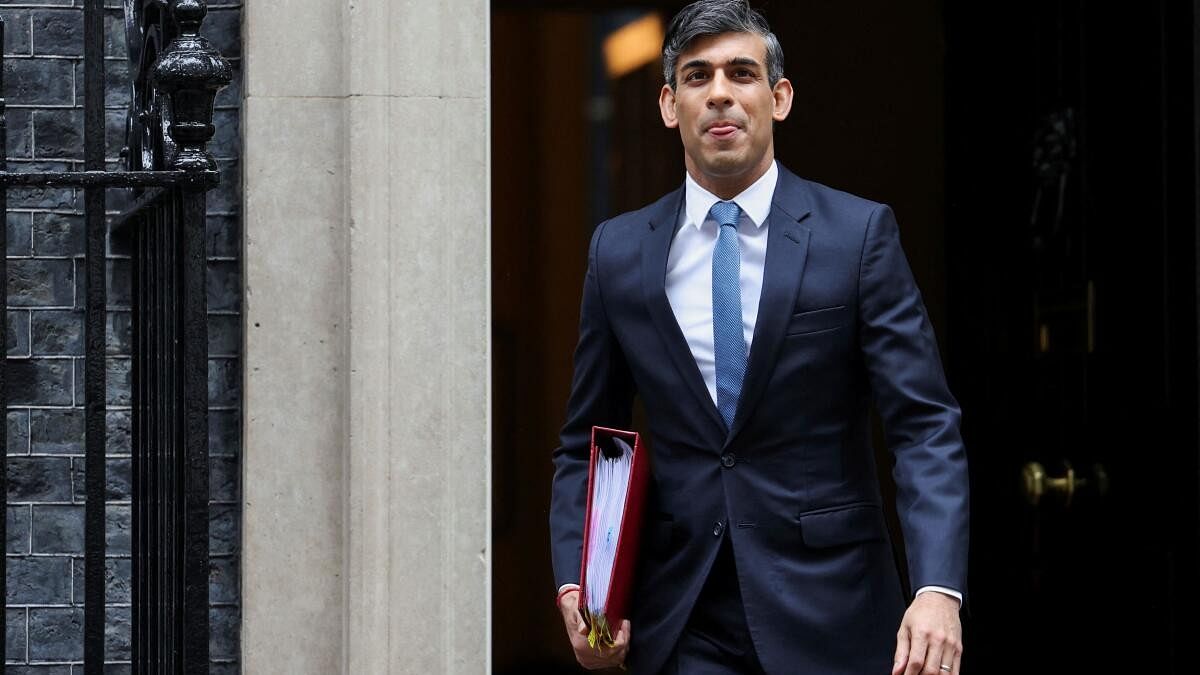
[680,56,763,71]
[727,57,761,68]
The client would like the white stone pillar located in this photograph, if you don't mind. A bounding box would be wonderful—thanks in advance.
[242,0,490,672]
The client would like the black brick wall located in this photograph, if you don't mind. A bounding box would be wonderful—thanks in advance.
[2,1,243,672]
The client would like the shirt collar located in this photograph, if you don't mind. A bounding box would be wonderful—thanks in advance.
[682,160,778,231]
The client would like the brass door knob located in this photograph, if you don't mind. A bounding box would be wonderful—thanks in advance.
[1021,460,1109,506]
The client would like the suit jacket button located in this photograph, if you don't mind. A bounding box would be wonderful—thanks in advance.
[712,521,725,537]
[720,453,736,468]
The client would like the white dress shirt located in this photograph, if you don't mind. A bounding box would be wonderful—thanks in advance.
[558,161,961,607]
[666,161,776,405]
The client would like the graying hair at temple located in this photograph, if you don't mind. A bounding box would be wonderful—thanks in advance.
[661,0,785,90]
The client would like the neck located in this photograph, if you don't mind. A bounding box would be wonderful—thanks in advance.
[685,152,774,200]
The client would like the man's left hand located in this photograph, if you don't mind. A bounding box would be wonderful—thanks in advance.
[892,591,963,675]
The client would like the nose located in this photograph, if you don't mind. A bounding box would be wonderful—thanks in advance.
[706,71,734,109]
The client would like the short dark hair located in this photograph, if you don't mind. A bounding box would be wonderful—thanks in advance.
[662,0,784,90]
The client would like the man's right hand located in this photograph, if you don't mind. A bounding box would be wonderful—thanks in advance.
[558,589,631,670]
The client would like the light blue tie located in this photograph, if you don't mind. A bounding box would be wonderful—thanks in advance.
[710,200,747,430]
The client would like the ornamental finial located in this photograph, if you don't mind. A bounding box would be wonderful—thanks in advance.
[151,0,232,172]
[173,0,205,35]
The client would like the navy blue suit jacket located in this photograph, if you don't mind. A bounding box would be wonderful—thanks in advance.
[550,165,969,675]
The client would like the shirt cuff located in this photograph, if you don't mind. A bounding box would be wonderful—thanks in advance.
[555,583,581,608]
[915,585,963,606]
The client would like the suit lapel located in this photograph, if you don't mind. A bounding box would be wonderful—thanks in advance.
[727,168,813,443]
[641,187,727,436]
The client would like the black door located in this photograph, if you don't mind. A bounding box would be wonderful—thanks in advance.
[945,2,1200,672]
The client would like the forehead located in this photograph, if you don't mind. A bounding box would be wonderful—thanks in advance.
[677,31,768,66]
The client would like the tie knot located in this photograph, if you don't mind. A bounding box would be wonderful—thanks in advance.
[709,201,741,228]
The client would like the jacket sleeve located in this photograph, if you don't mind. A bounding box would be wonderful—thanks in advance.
[857,204,970,601]
[549,220,636,590]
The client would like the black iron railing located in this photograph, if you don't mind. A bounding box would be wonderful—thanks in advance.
[0,1,231,672]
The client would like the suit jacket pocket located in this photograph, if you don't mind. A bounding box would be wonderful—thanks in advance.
[797,502,885,548]
[786,305,849,336]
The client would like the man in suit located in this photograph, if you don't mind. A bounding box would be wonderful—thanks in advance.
[549,2,968,673]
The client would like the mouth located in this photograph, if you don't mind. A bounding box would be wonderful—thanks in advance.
[705,121,742,140]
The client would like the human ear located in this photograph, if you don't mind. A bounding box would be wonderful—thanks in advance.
[659,84,679,129]
[771,77,794,122]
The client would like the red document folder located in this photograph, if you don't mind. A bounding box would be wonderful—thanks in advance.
[578,426,651,648]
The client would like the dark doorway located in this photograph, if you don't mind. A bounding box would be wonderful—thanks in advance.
[945,1,1200,673]
[492,1,1200,673]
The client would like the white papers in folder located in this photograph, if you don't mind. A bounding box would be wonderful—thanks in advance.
[584,436,634,617]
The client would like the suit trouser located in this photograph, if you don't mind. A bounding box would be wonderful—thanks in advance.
[658,535,766,675]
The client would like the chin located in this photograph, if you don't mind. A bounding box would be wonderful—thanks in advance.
[697,154,754,177]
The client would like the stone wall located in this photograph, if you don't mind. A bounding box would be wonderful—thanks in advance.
[242,0,490,671]
[1,1,243,672]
